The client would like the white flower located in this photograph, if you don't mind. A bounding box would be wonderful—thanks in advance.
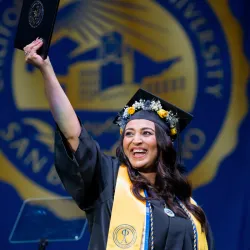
[150,100,162,111]
[133,100,143,110]
[123,107,130,118]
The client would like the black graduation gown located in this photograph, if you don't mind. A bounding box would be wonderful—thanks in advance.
[54,125,215,250]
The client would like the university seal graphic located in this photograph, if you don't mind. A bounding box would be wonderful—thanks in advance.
[0,0,248,201]
[28,0,44,28]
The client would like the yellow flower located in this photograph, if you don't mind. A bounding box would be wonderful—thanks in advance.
[127,106,135,115]
[170,127,177,136]
[120,128,123,135]
[157,109,168,118]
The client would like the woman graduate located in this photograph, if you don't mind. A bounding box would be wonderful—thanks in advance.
[24,39,214,250]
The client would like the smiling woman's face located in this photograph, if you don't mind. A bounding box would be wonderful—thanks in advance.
[122,119,158,170]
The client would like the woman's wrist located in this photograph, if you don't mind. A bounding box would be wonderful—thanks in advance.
[39,59,52,74]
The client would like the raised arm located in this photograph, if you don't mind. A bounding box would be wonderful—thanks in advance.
[24,38,80,151]
[23,39,118,211]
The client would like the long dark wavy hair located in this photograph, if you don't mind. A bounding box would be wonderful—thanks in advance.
[116,122,208,232]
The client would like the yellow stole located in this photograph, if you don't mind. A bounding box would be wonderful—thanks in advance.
[106,165,208,249]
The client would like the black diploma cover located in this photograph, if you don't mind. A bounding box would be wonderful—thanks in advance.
[14,0,60,59]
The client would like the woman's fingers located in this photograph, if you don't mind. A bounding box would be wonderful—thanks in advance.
[29,40,43,55]
[23,38,47,69]
[23,38,39,52]
[25,40,43,60]
[27,39,43,54]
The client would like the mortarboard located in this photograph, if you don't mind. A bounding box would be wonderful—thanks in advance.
[113,88,193,140]
[14,0,60,59]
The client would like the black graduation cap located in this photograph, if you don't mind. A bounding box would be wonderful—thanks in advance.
[113,88,193,139]
[14,0,60,59]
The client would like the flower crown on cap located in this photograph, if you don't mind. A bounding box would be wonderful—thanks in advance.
[116,99,179,136]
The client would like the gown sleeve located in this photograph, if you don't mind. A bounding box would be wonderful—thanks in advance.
[54,122,118,211]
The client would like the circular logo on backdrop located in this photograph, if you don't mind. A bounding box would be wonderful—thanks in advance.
[113,224,137,249]
[0,0,248,198]
[28,0,44,28]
